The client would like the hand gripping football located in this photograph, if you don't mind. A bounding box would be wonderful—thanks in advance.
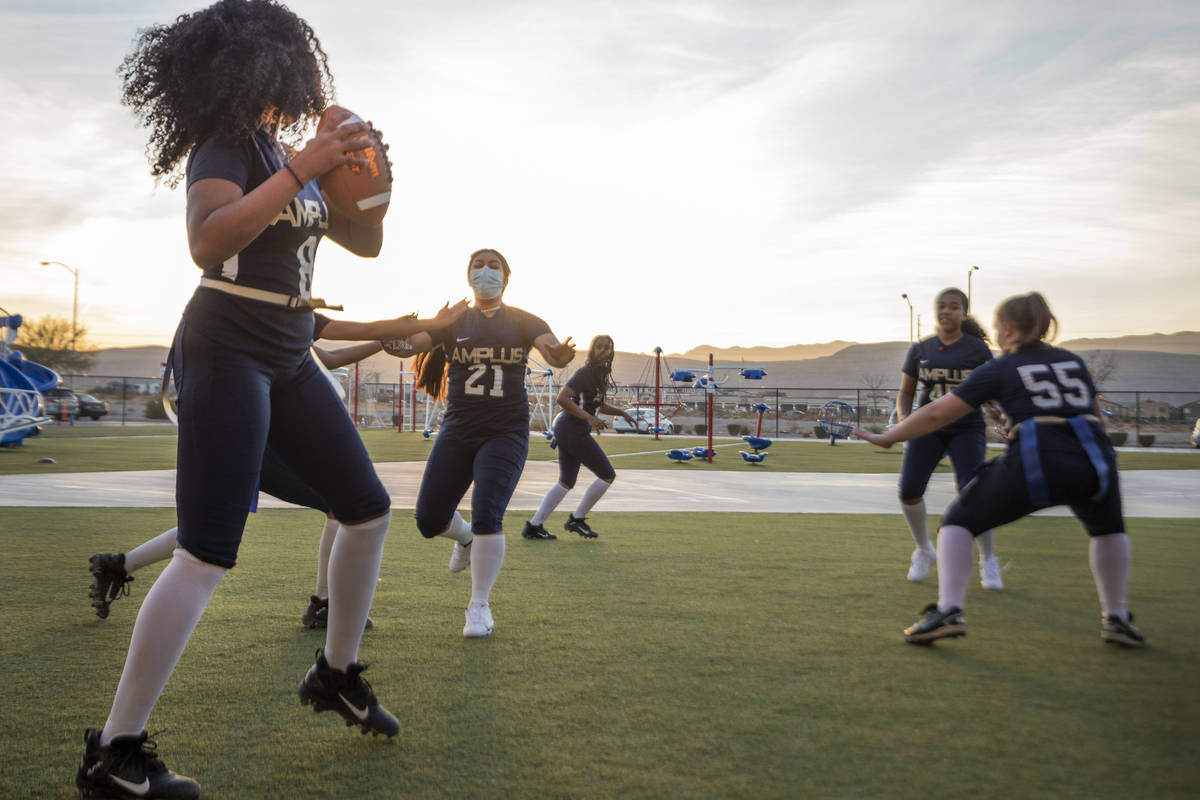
[317,105,392,227]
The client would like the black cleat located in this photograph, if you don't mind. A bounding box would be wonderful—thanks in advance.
[298,649,399,737]
[522,521,557,540]
[564,514,598,539]
[1101,612,1146,647]
[904,603,967,644]
[301,595,373,630]
[76,728,199,799]
[89,553,133,620]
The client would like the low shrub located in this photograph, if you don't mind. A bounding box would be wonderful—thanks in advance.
[144,398,168,420]
[694,424,707,436]
[1138,434,1155,447]
[1107,432,1128,446]
[813,425,829,439]
[727,423,749,436]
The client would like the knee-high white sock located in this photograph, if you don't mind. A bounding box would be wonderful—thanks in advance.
[976,529,996,560]
[325,512,390,670]
[573,478,612,518]
[101,549,225,745]
[531,483,569,525]
[1089,533,1131,620]
[124,528,182,573]
[470,534,505,606]
[439,511,473,545]
[901,500,932,550]
[314,517,339,598]
[936,526,974,613]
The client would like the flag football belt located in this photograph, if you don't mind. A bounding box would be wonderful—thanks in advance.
[199,277,343,311]
[1015,415,1110,507]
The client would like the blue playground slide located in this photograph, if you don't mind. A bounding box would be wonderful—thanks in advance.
[1,314,59,445]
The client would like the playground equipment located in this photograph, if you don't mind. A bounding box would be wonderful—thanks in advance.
[0,310,56,445]
[669,354,767,463]
[742,436,771,453]
[526,359,556,442]
[666,448,694,462]
[739,451,767,464]
[691,446,715,459]
[817,399,856,445]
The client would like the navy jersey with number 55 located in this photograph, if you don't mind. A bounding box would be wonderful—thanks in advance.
[952,344,1097,425]
[430,306,551,430]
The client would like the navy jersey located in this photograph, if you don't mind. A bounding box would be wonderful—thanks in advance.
[183,129,325,360]
[187,129,329,297]
[901,335,993,434]
[313,313,332,340]
[953,344,1097,426]
[431,306,551,429]
[556,365,608,435]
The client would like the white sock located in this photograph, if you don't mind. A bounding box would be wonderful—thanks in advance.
[936,526,974,613]
[101,549,225,745]
[470,534,506,606]
[325,512,390,670]
[1089,533,1131,620]
[901,500,932,551]
[124,528,181,573]
[976,529,996,561]
[531,483,569,525]
[314,517,339,598]
[439,511,473,545]
[573,478,612,519]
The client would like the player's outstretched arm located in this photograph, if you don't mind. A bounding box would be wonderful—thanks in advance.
[534,333,576,368]
[320,300,469,341]
[313,342,382,369]
[856,393,973,448]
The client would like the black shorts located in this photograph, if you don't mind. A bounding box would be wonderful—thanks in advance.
[898,428,986,501]
[552,425,615,488]
[413,425,529,536]
[941,431,1124,537]
[174,320,389,568]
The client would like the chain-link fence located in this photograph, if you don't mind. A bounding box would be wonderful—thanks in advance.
[54,374,1200,448]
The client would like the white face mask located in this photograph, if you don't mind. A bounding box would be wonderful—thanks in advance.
[469,267,505,299]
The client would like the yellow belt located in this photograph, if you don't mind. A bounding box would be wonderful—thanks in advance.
[199,277,343,311]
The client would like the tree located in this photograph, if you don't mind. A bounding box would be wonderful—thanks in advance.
[1084,350,1119,391]
[860,372,891,418]
[13,315,97,374]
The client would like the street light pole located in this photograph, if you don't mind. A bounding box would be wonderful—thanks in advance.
[967,265,980,309]
[900,293,913,342]
[39,260,79,351]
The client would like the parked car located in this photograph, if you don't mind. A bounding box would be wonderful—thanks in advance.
[1191,418,1199,449]
[612,408,676,434]
[42,387,80,420]
[76,393,110,420]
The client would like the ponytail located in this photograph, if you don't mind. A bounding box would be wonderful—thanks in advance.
[961,315,990,344]
[995,291,1058,349]
[414,346,447,400]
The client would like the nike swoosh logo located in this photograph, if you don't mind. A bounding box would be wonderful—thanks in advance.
[456,337,470,342]
[109,774,152,796]
[339,692,370,721]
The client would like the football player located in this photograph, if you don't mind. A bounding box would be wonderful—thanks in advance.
[406,248,576,638]
[894,287,1005,589]
[523,334,637,541]
[857,291,1143,648]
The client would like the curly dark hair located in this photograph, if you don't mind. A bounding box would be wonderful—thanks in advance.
[118,0,333,186]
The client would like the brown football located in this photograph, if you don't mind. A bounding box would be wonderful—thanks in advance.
[317,105,392,227]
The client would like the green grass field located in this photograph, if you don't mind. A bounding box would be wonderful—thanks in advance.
[3,425,1197,474]
[2,428,1198,798]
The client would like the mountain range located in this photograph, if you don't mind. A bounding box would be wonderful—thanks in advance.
[80,331,1200,394]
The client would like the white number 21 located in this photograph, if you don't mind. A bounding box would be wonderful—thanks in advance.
[465,364,504,398]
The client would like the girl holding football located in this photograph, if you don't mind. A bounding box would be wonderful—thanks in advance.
[79,3,400,796]
[894,287,1004,589]
[857,292,1142,647]
[523,334,636,540]
[405,248,576,638]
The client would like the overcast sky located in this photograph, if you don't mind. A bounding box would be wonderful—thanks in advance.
[1,0,1197,355]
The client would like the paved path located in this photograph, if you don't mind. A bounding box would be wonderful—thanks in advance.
[2,463,1196,518]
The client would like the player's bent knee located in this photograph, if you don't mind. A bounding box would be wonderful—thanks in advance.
[414,511,452,539]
